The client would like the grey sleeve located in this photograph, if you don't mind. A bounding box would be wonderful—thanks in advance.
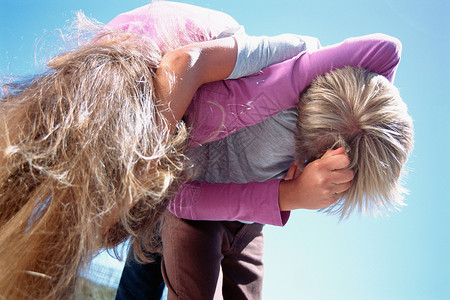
[227,32,321,79]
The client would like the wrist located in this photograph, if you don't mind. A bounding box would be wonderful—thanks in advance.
[279,179,295,211]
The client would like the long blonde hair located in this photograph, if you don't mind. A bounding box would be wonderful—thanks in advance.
[0,14,190,299]
[296,66,414,219]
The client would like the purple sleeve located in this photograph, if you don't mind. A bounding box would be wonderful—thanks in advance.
[186,33,402,145]
[169,179,290,226]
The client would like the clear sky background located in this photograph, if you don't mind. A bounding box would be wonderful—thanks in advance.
[1,0,449,299]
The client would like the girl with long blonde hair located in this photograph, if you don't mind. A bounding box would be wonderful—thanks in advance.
[0,2,246,298]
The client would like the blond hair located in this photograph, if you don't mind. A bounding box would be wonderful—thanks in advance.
[296,66,414,219]
[0,14,190,299]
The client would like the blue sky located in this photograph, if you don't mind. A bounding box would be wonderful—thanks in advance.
[1,0,449,299]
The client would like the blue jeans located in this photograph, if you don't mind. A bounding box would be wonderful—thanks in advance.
[115,246,165,300]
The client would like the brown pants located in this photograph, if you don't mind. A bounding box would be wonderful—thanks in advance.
[161,211,265,300]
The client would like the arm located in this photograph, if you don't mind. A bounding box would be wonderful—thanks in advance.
[156,33,318,129]
[187,33,402,144]
[155,36,238,127]
[170,149,353,225]
[169,179,290,226]
[155,34,319,128]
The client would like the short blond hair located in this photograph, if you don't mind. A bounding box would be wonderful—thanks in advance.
[296,66,414,218]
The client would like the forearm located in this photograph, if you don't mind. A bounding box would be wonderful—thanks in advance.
[295,33,402,86]
[169,179,290,226]
[272,33,402,98]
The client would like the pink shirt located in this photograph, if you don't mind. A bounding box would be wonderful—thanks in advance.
[106,2,240,52]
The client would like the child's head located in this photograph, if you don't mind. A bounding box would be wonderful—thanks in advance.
[296,66,414,218]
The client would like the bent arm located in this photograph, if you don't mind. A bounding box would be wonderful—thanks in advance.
[156,33,319,128]
[155,37,238,127]
[187,33,402,144]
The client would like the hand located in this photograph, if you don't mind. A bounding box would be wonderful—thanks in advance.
[279,148,354,211]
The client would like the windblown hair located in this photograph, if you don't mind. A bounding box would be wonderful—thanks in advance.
[296,66,414,219]
[0,13,196,299]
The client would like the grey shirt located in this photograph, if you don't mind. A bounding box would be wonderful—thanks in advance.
[186,108,298,183]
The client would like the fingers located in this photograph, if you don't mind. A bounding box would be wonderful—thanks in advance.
[321,151,351,171]
[330,168,354,184]
[321,147,345,159]
[317,190,345,210]
[293,164,302,179]
[284,162,303,180]
[284,162,297,180]
[321,179,350,207]
[332,181,351,194]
